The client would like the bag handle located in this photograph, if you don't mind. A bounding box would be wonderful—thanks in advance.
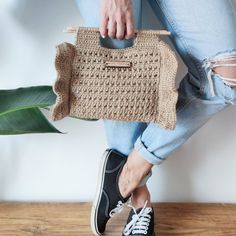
[64,26,171,35]
[64,26,171,50]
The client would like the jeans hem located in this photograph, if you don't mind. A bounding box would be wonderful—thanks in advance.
[134,137,166,165]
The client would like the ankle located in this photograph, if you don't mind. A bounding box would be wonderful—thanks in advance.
[131,186,152,209]
[118,163,146,198]
[118,149,153,199]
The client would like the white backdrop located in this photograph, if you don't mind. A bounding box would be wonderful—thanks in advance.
[0,0,236,203]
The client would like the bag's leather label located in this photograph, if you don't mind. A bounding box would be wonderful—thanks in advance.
[105,61,132,68]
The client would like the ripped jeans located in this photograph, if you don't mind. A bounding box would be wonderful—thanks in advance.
[77,0,236,167]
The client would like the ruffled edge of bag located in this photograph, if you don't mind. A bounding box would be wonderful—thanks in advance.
[49,42,75,121]
[157,41,179,130]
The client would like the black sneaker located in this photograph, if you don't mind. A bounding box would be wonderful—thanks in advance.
[122,201,155,236]
[91,149,131,235]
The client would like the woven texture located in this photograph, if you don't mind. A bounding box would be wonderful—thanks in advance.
[50,27,179,129]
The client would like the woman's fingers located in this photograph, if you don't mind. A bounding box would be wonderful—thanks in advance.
[100,0,134,40]
[100,15,108,38]
[108,19,116,38]
[125,13,135,39]
[116,15,126,39]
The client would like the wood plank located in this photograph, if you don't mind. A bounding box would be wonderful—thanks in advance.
[0,202,236,235]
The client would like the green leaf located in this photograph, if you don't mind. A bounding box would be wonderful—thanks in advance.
[0,86,61,135]
[68,114,99,121]
[0,85,98,135]
[0,86,56,116]
[0,107,61,135]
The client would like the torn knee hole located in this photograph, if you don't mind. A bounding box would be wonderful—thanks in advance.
[203,51,236,93]
[213,59,236,79]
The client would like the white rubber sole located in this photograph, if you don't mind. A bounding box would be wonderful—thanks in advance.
[90,149,112,236]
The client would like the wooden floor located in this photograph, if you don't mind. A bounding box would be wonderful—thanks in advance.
[0,202,236,236]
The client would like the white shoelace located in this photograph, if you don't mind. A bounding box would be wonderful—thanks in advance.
[123,200,152,236]
[109,199,131,217]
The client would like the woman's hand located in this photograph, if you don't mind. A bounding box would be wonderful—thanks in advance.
[100,0,135,40]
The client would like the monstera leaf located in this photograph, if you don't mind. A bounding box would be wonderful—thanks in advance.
[0,86,60,135]
[0,85,98,135]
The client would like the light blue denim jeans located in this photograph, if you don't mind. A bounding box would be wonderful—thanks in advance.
[76,1,236,167]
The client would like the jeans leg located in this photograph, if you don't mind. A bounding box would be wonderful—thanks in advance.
[134,73,230,165]
[133,0,236,165]
[103,120,147,156]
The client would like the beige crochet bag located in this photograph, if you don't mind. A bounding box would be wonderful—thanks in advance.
[50,27,179,129]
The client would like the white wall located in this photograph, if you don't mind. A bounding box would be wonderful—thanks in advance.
[0,0,236,203]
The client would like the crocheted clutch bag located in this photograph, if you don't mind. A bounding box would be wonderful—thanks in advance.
[50,27,179,129]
